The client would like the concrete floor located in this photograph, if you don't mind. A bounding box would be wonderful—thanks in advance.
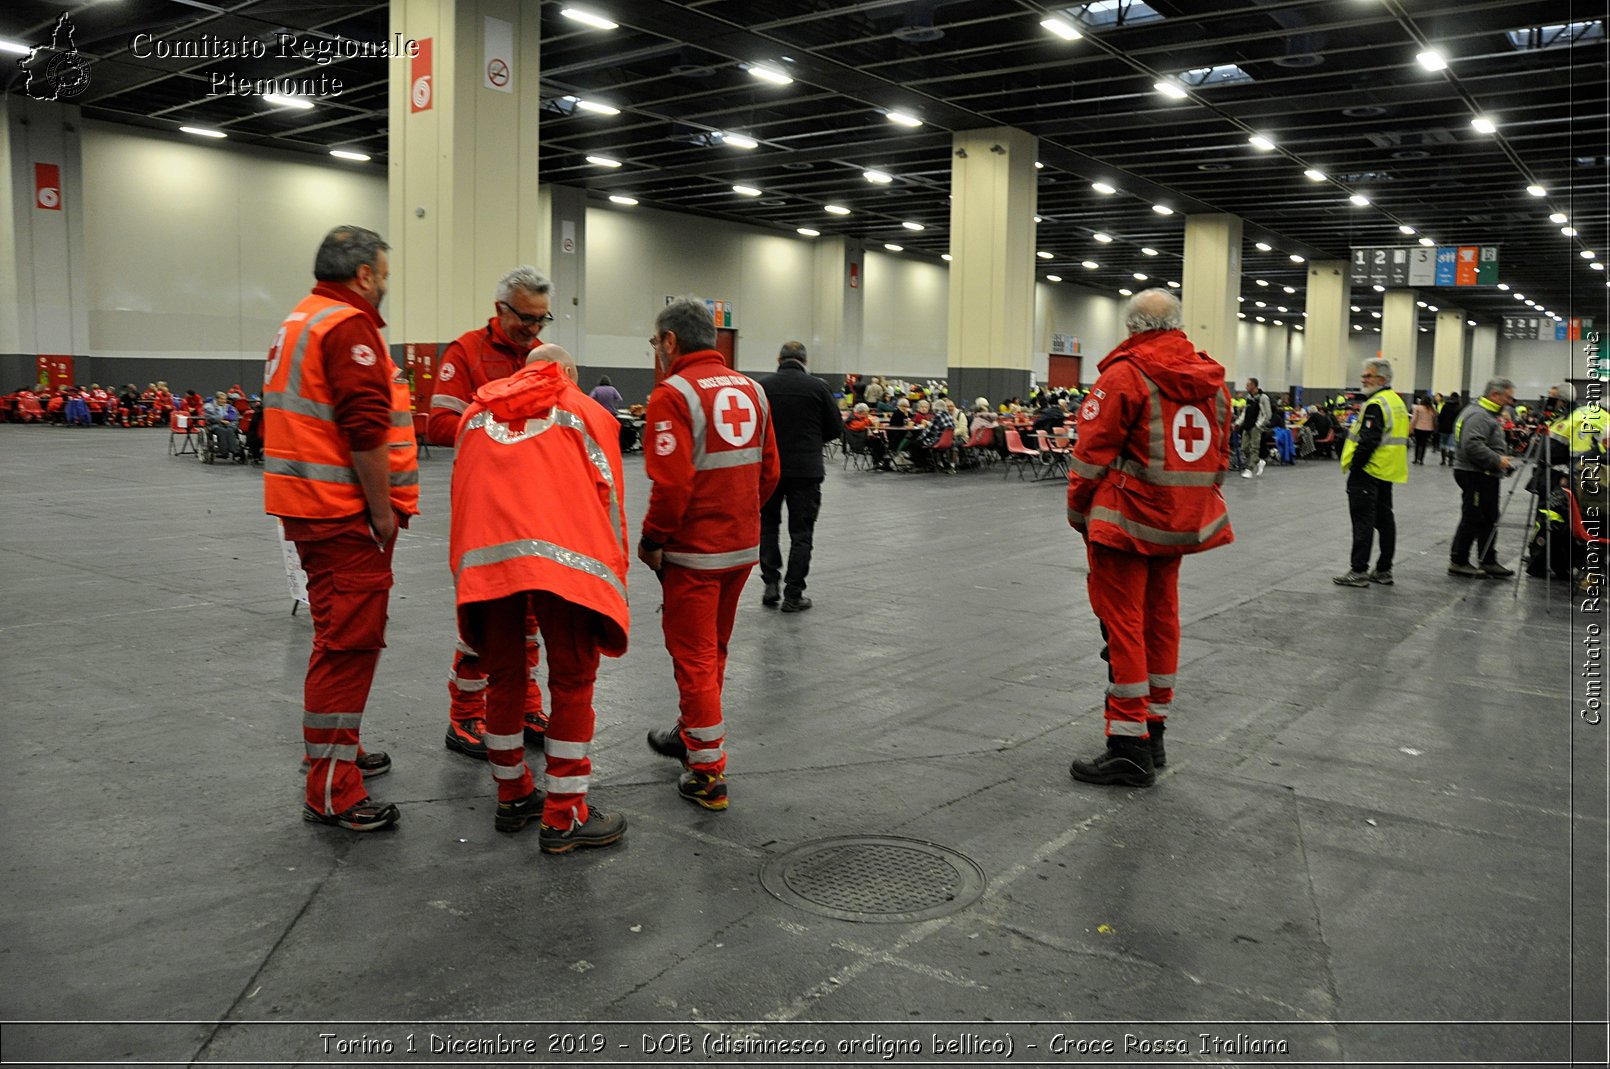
[0,425,1604,1066]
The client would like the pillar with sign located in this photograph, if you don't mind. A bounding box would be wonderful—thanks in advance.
[1381,290,1419,388]
[1432,309,1466,397]
[388,0,544,352]
[1,95,90,375]
[1182,214,1243,380]
[810,236,864,379]
[947,127,1037,404]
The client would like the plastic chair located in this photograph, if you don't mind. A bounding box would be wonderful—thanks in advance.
[842,427,874,471]
[167,412,201,457]
[1002,427,1042,480]
[1036,430,1071,480]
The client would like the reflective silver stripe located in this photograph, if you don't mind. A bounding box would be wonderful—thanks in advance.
[545,738,590,760]
[449,675,487,692]
[1110,456,1225,487]
[456,640,477,655]
[1068,507,1087,525]
[265,456,356,484]
[264,390,334,421]
[391,469,420,487]
[545,773,590,793]
[662,546,759,570]
[431,394,468,412]
[491,762,528,781]
[529,666,542,682]
[1383,436,1410,446]
[685,723,724,742]
[1085,505,1231,547]
[484,730,523,749]
[305,742,359,762]
[687,745,725,764]
[281,303,351,400]
[525,632,540,643]
[456,538,627,603]
[1107,720,1149,737]
[391,411,414,427]
[1108,681,1149,698]
[662,375,707,467]
[460,407,622,539]
[304,712,363,731]
[1069,456,1107,480]
[698,447,762,470]
[1149,674,1176,689]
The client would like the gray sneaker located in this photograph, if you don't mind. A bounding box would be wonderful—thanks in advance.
[1481,562,1515,578]
[1367,570,1394,585]
[1333,572,1370,587]
[1448,562,1485,578]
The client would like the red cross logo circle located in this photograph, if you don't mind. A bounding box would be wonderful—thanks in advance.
[713,387,757,446]
[1171,404,1211,462]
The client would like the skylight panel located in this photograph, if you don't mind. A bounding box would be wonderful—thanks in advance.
[1505,20,1604,51]
[1179,63,1255,88]
[1063,1,1165,32]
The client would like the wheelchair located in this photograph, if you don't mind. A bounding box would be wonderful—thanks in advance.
[198,419,248,465]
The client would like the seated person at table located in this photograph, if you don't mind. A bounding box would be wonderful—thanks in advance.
[12,388,44,423]
[907,396,957,471]
[844,402,873,433]
[911,398,932,425]
[1031,398,1070,436]
[968,397,996,433]
[202,390,242,457]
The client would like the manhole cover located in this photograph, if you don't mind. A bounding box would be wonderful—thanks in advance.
[760,836,986,923]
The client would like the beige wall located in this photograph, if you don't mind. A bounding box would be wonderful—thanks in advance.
[1033,283,1124,384]
[81,122,385,362]
[861,249,948,377]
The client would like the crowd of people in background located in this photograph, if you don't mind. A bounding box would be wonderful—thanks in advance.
[1,380,260,429]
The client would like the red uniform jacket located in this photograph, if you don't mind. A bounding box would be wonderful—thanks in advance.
[450,361,631,656]
[427,319,526,446]
[641,350,780,570]
[1067,328,1234,557]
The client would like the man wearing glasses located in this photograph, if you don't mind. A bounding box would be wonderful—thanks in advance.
[1333,357,1410,588]
[428,266,557,760]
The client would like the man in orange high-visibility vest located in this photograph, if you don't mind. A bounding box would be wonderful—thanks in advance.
[263,225,419,832]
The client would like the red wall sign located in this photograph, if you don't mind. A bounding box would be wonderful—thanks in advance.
[410,38,433,113]
[35,163,61,210]
[37,355,74,388]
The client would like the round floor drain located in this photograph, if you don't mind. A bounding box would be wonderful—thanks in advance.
[760,836,986,923]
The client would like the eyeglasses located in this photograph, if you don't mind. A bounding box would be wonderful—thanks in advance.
[498,301,554,329]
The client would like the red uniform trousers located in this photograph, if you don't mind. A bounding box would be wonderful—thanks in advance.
[660,564,749,775]
[448,622,544,726]
[297,526,397,815]
[462,591,599,829]
[1085,542,1180,737]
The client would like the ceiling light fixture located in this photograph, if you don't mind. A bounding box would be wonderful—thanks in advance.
[1349,193,1370,207]
[181,126,228,139]
[1290,254,1305,263]
[1303,168,1327,182]
[1154,80,1188,100]
[1497,283,1510,290]
[1255,279,1270,287]
[902,221,925,231]
[1093,233,1113,243]
[1550,212,1569,223]
[608,195,638,206]
[561,7,619,30]
[863,169,893,184]
[732,184,763,196]
[1152,204,1175,215]
[1399,225,1417,235]
[886,110,923,128]
[1373,284,1385,292]
[1419,237,1435,246]
[330,149,370,162]
[1416,49,1448,71]
[1141,247,1159,256]
[1119,288,1134,296]
[824,204,851,215]
[941,253,953,262]
[1593,262,1606,271]
[1248,134,1276,151]
[749,64,793,85]
[1283,286,1296,294]
[585,155,622,168]
[1046,274,1063,282]
[1037,251,1055,259]
[1133,272,1149,281]
[1092,181,1117,195]
[796,227,819,237]
[1526,183,1547,197]
[1167,280,1180,289]
[1255,241,1272,252]
[575,99,621,115]
[1471,115,1497,134]
[1563,226,1579,236]
[0,39,33,56]
[721,132,758,149]
[263,94,314,110]
[1041,17,1083,41]
[1255,301,1266,308]
[883,243,903,252]
[1081,260,1099,269]
[1352,305,1363,312]
[1581,249,1598,260]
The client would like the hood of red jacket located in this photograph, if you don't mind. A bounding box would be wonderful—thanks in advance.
[475,360,573,422]
[1099,328,1226,403]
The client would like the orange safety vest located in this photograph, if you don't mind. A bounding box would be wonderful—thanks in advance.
[262,293,419,520]
[450,362,630,656]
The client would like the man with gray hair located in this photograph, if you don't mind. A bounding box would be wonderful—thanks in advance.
[1448,376,1517,578]
[640,297,779,811]
[1066,288,1234,788]
[1333,357,1410,587]
[430,265,557,761]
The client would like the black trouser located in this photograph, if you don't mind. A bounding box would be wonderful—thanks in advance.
[1451,469,1502,566]
[760,477,823,596]
[1412,429,1434,464]
[1346,471,1395,574]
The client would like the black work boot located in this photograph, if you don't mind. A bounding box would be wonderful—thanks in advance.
[1148,721,1166,768]
[761,581,781,607]
[1069,736,1156,787]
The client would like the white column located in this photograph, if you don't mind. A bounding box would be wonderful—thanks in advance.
[1182,214,1242,378]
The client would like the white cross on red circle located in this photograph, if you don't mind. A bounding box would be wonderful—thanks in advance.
[712,387,757,446]
[1171,405,1211,462]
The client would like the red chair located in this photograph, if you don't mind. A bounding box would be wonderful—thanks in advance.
[1036,430,1071,480]
[963,424,996,469]
[167,411,202,457]
[1002,427,1042,480]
